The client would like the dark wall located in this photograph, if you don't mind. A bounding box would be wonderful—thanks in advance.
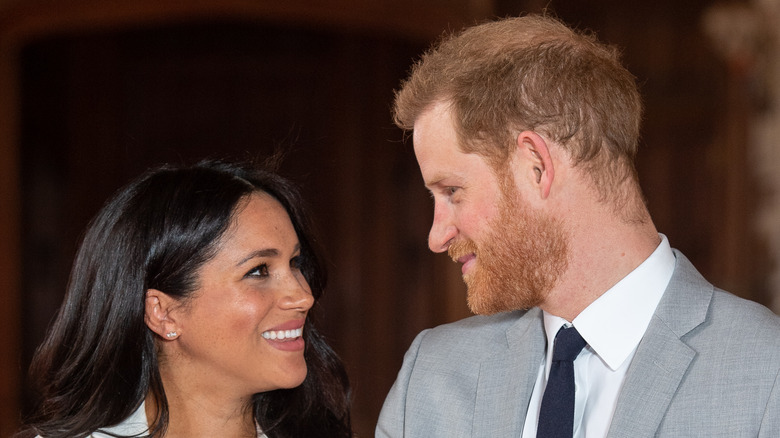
[5,0,771,436]
[18,20,433,435]
[543,0,771,304]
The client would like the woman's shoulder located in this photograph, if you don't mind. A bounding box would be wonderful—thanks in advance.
[34,403,269,438]
[84,402,150,438]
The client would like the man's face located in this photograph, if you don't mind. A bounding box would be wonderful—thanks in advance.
[450,175,569,314]
[414,102,569,314]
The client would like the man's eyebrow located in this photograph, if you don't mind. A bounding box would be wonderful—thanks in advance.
[425,173,448,189]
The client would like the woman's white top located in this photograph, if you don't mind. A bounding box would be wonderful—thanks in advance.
[36,401,268,437]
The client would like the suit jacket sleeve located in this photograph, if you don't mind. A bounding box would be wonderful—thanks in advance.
[376,329,427,438]
[760,366,780,437]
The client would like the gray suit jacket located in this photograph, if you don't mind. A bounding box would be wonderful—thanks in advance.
[376,251,780,437]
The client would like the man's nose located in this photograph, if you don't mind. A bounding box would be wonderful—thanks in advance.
[428,205,457,253]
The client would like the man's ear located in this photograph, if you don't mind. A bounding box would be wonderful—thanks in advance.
[517,130,555,199]
[145,289,180,340]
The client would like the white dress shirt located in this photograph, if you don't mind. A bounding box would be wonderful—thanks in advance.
[522,234,676,437]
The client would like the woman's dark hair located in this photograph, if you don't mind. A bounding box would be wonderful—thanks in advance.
[19,160,352,438]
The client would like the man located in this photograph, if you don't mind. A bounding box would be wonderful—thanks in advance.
[376,14,780,438]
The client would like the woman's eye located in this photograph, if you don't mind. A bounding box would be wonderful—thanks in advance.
[290,256,302,270]
[447,186,459,196]
[246,264,269,278]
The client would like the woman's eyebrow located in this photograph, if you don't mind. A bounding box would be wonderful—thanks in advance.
[236,248,279,266]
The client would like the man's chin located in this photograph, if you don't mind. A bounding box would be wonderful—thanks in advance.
[466,287,504,315]
[465,282,544,315]
[463,275,498,315]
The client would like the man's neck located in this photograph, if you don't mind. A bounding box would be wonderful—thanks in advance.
[540,207,661,322]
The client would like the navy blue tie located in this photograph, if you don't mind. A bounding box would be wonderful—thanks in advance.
[537,326,587,438]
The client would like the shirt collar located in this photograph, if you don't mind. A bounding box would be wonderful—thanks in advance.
[543,234,675,371]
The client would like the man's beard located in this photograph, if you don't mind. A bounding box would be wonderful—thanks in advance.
[448,182,569,315]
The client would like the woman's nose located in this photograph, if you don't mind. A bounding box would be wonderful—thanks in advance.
[279,273,314,311]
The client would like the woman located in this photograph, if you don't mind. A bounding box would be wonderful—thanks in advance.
[19,160,352,438]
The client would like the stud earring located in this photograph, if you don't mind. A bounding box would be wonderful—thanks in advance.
[166,331,178,339]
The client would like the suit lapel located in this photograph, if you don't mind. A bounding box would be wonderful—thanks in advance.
[606,319,696,437]
[472,308,545,437]
[607,251,713,438]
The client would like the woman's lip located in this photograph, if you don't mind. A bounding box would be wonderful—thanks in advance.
[265,320,305,332]
[262,320,306,352]
[264,335,305,352]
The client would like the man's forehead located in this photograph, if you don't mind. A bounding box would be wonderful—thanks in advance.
[412,105,456,154]
[413,101,452,131]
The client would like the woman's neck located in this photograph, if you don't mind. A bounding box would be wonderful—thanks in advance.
[145,384,257,438]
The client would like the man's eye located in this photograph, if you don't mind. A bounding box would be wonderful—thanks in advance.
[246,264,269,277]
[447,187,460,196]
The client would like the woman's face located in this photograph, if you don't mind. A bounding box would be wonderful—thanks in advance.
[171,192,314,397]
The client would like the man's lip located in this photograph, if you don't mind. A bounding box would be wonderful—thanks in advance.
[457,254,476,275]
[456,253,475,264]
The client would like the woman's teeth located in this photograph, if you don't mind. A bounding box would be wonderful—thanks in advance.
[262,328,303,340]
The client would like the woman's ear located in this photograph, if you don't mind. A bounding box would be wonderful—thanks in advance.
[145,289,180,340]
[517,130,555,199]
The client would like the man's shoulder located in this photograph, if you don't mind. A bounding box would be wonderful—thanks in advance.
[664,250,780,351]
[414,308,539,354]
[708,287,780,335]
[665,250,779,330]
[425,308,534,336]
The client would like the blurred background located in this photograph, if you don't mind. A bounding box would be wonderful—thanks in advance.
[1,0,779,436]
